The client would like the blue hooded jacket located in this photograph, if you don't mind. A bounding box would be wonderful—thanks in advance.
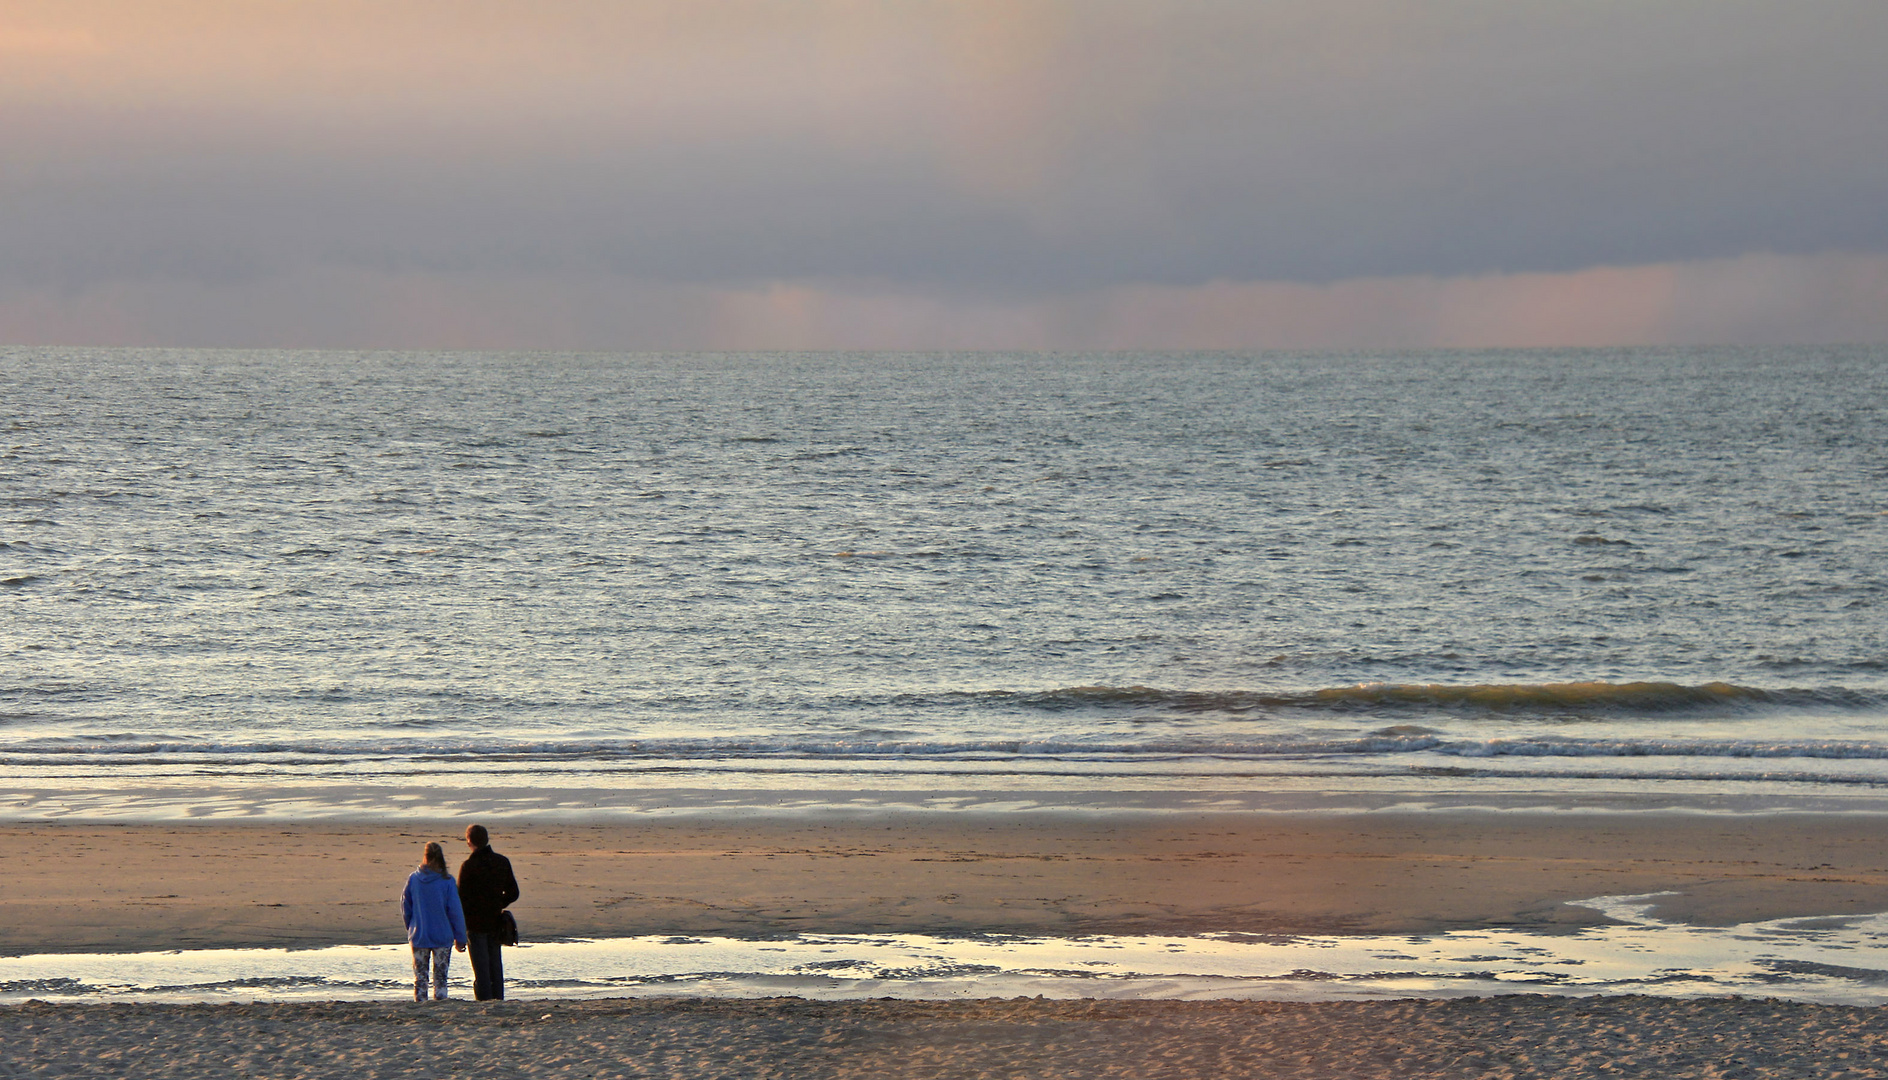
[402,868,468,950]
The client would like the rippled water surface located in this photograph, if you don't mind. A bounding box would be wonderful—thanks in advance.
[4,346,1886,815]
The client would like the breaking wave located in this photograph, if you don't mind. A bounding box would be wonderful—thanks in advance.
[7,682,1888,773]
[932,681,1886,716]
[12,732,1888,765]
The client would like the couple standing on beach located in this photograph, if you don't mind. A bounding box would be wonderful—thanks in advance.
[400,823,521,1003]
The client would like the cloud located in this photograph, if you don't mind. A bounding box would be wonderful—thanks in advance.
[4,252,1883,351]
[2,1,1886,347]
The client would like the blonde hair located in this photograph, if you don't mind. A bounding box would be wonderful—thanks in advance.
[421,841,449,876]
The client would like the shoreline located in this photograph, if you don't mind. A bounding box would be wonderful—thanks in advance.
[11,810,1888,956]
[15,779,1888,824]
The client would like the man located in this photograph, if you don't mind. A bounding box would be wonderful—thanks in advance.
[457,823,521,1001]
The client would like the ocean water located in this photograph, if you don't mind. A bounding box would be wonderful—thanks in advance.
[4,345,1888,819]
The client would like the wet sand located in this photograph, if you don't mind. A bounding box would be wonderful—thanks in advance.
[8,812,1888,954]
[5,994,1886,1078]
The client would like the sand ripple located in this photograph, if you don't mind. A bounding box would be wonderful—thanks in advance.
[5,995,1887,1078]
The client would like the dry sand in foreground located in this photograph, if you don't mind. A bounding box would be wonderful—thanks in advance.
[4,994,1884,1079]
[7,813,1888,954]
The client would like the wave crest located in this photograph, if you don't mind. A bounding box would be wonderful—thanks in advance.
[11,732,1888,764]
[1308,680,1775,711]
[953,681,1884,715]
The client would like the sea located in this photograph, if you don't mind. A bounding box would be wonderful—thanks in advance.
[6,344,1888,1002]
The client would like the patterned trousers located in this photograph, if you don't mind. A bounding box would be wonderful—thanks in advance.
[412,945,453,1001]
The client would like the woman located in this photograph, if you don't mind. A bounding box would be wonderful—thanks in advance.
[400,841,468,1001]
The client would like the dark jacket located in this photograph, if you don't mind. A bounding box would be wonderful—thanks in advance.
[457,845,520,935]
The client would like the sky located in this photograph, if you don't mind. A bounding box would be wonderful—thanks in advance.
[3,0,1886,350]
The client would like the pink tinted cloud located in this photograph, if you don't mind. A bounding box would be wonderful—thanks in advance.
[2,252,1883,351]
[701,253,1888,350]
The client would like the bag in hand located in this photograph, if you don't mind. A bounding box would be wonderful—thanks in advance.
[499,910,520,947]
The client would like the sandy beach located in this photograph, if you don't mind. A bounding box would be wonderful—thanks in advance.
[10,812,1888,1076]
[6,812,1888,955]
[4,994,1885,1078]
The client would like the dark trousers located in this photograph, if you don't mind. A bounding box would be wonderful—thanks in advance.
[467,932,505,1000]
